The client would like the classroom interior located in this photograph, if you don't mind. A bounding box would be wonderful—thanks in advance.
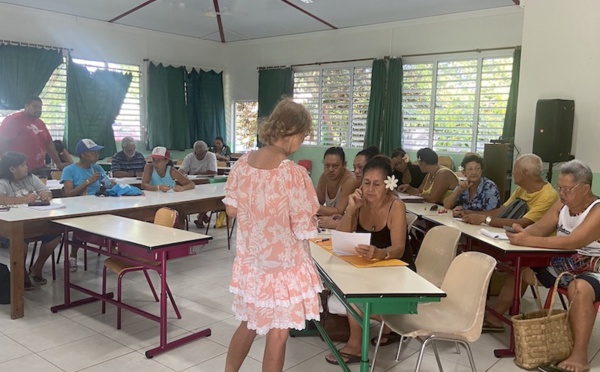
[1,0,600,371]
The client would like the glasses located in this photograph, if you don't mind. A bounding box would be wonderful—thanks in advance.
[556,183,581,194]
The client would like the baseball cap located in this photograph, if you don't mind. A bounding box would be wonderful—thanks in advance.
[75,139,104,156]
[151,146,170,159]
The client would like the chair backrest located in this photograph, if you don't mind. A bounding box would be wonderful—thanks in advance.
[154,207,178,228]
[298,159,312,173]
[414,225,461,288]
[50,171,62,180]
[217,160,227,167]
[438,156,455,171]
[440,252,496,341]
[405,213,417,232]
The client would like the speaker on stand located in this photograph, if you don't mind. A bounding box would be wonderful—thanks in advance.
[532,99,575,182]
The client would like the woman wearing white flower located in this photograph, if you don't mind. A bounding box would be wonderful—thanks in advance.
[325,156,413,365]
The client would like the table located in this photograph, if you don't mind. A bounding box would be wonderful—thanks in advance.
[51,214,212,357]
[0,183,225,319]
[310,242,445,372]
[423,215,575,357]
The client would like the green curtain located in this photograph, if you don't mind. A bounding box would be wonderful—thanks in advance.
[364,59,387,149]
[381,58,403,155]
[147,63,189,150]
[186,69,227,147]
[257,68,293,120]
[66,58,132,159]
[502,48,521,140]
[0,45,63,109]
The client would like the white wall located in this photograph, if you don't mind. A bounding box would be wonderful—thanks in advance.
[224,7,524,102]
[516,0,600,172]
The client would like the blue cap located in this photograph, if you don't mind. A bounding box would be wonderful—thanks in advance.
[75,139,104,156]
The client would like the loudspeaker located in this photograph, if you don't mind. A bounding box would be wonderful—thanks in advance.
[532,99,574,163]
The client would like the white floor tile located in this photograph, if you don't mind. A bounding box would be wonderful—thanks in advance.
[0,353,63,372]
[79,351,173,372]
[0,335,32,363]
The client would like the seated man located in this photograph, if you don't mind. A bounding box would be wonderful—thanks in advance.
[507,160,600,372]
[179,140,217,176]
[460,153,558,228]
[111,136,146,177]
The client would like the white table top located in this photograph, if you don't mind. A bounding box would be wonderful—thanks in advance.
[398,193,448,217]
[53,214,211,250]
[310,242,445,299]
[424,214,573,254]
[0,183,225,223]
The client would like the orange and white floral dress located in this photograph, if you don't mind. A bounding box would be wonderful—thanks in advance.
[223,155,323,335]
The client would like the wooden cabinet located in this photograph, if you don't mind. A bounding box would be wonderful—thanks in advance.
[483,143,513,203]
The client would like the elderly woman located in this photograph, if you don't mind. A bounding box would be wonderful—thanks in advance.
[316,147,360,217]
[443,153,501,213]
[398,147,459,204]
[325,156,413,365]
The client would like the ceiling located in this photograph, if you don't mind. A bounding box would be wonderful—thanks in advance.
[0,0,517,43]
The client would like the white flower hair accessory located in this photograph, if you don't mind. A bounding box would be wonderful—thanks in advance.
[384,175,398,191]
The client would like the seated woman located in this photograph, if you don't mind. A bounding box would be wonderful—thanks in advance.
[141,146,194,192]
[325,156,413,365]
[316,147,360,217]
[209,136,232,162]
[443,153,501,213]
[319,146,379,229]
[0,152,61,289]
[390,147,425,188]
[398,147,459,204]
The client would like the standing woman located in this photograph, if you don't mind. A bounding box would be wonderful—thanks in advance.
[223,99,322,372]
[316,147,360,216]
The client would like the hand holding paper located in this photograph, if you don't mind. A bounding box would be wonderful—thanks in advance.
[331,230,371,256]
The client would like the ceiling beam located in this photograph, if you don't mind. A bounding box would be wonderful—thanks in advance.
[280,0,337,30]
[213,0,226,43]
[109,0,157,23]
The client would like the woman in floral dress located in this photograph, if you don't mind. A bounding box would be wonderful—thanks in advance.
[223,99,323,372]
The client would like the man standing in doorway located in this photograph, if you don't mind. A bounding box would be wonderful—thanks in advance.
[0,96,67,176]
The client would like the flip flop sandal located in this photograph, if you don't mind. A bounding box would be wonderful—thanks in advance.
[325,351,361,365]
[370,331,402,346]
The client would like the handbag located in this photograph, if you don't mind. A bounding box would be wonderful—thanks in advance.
[512,272,575,369]
[0,263,10,304]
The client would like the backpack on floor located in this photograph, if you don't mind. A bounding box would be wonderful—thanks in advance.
[0,263,10,304]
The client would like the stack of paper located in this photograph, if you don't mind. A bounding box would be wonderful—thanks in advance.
[479,228,508,240]
[577,248,600,257]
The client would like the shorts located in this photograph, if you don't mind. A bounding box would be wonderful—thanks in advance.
[533,267,600,302]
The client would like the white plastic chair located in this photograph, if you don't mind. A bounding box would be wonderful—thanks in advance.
[372,252,496,372]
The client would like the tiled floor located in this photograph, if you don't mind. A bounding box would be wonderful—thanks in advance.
[2,223,600,371]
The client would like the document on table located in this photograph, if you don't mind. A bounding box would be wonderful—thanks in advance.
[479,228,508,240]
[331,230,371,256]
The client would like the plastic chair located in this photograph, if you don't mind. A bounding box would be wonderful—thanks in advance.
[544,282,600,314]
[50,171,62,180]
[298,160,312,174]
[101,207,186,329]
[372,252,496,372]
[414,225,461,288]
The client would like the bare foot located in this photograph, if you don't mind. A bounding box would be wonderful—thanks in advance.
[558,354,590,372]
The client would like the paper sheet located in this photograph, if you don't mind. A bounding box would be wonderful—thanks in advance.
[331,230,371,256]
[479,228,508,240]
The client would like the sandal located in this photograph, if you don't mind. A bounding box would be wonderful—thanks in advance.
[370,331,402,346]
[482,321,505,333]
[325,351,361,365]
[30,273,47,285]
[24,275,35,291]
[194,220,205,229]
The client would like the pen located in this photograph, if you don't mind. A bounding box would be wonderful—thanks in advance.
[315,238,330,243]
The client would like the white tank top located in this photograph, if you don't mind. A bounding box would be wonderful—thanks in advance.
[557,199,600,249]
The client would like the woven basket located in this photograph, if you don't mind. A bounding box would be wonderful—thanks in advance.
[512,272,574,369]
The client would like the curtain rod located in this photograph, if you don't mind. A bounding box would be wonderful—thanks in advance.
[402,45,520,58]
[0,39,72,52]
[258,57,380,70]
[143,58,223,73]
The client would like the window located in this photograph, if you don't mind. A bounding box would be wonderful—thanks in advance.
[402,54,513,153]
[233,101,258,152]
[0,58,141,142]
[293,66,371,148]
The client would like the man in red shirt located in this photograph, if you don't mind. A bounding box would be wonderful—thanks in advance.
[0,96,67,175]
